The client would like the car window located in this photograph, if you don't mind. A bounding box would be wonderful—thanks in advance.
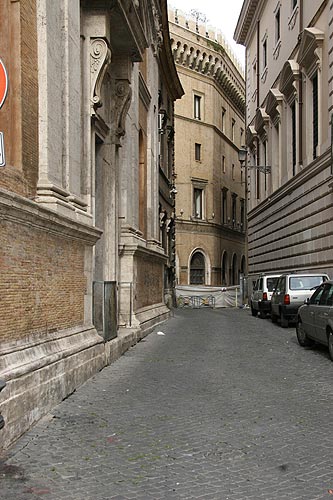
[278,277,285,293]
[327,285,333,306]
[253,280,258,291]
[289,276,326,290]
[319,284,333,306]
[310,285,324,305]
[267,277,277,292]
[259,278,263,290]
[274,280,279,293]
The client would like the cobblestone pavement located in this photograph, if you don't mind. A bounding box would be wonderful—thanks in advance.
[1,308,333,500]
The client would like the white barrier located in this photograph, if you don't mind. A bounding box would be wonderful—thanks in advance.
[176,285,241,308]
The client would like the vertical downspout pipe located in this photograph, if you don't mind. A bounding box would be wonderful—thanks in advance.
[0,379,6,429]
[256,19,260,199]
[298,0,303,170]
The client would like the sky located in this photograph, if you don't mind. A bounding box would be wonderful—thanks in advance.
[169,0,245,67]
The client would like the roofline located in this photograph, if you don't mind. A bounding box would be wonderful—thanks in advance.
[234,0,260,46]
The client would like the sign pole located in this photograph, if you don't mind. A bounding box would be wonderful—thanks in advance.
[0,58,8,167]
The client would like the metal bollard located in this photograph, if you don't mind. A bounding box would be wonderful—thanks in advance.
[0,379,6,430]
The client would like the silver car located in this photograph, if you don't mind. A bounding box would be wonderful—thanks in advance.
[271,273,329,327]
[296,280,333,361]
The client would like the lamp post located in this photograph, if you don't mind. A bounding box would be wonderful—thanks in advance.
[237,146,272,304]
[238,145,271,173]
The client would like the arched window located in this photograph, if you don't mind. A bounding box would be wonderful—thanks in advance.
[190,252,205,284]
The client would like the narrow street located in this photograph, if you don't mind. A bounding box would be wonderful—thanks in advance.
[1,308,333,500]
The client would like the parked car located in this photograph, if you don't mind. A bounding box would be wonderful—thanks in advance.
[296,280,333,360]
[271,272,329,327]
[250,274,280,318]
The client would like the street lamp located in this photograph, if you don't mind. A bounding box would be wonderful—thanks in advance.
[238,146,247,165]
[238,146,271,174]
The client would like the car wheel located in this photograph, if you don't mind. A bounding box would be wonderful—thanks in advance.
[260,312,267,319]
[280,312,289,328]
[271,313,278,323]
[328,330,333,361]
[296,319,314,347]
[251,304,257,317]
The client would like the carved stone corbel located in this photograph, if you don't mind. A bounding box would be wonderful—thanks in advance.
[111,79,132,147]
[90,38,111,115]
[150,4,163,56]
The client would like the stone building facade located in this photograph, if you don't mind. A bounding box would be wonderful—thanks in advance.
[169,10,246,287]
[0,0,182,450]
[235,0,333,278]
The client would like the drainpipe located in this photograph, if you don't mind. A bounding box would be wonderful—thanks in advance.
[256,19,260,200]
[298,0,303,170]
[0,379,6,429]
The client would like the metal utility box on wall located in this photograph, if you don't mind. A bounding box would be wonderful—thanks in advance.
[93,281,117,341]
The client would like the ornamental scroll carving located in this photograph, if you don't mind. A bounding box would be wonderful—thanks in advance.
[150,4,163,56]
[111,79,132,147]
[90,38,111,114]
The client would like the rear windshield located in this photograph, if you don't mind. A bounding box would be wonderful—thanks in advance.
[289,276,326,290]
[266,278,278,292]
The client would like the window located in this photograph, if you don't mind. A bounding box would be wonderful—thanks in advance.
[263,140,267,190]
[232,193,237,227]
[240,199,245,230]
[252,62,257,86]
[291,102,296,175]
[222,188,228,224]
[312,72,318,160]
[222,108,226,132]
[275,8,280,44]
[195,143,201,161]
[231,119,235,141]
[263,39,267,69]
[194,95,201,120]
[232,163,235,180]
[222,155,225,173]
[193,188,203,218]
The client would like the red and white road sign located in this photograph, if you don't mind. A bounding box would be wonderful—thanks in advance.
[0,58,8,109]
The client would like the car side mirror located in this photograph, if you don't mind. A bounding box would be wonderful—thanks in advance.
[304,298,310,305]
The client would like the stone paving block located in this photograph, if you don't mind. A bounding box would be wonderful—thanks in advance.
[1,309,333,499]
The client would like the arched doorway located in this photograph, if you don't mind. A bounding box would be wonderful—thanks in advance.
[231,253,238,285]
[190,252,205,285]
[240,255,246,275]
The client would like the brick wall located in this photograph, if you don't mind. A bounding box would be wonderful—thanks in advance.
[135,254,163,310]
[0,219,86,343]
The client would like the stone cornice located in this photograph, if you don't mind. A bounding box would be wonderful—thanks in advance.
[159,0,184,101]
[174,114,241,152]
[175,219,246,241]
[170,35,245,115]
[0,188,102,245]
[234,0,260,46]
